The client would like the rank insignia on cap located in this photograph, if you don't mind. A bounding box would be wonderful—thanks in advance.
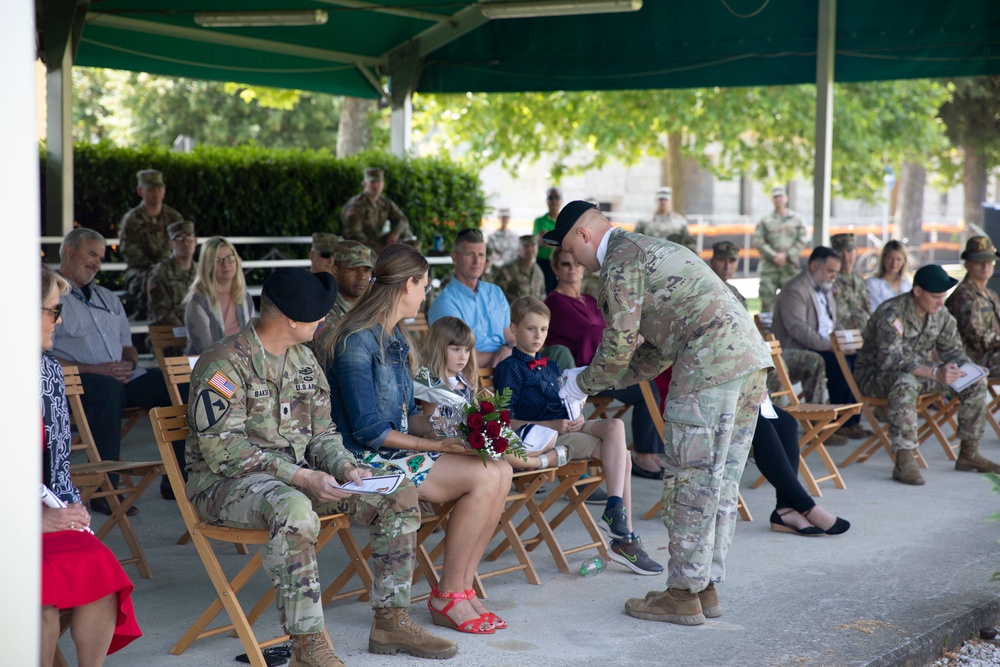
[208,372,237,399]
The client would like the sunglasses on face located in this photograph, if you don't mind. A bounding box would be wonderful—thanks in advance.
[42,304,63,321]
[319,251,334,259]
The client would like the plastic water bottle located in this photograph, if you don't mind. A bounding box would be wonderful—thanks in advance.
[432,234,444,252]
[578,556,606,577]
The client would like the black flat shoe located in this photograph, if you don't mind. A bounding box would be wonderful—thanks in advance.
[89,497,138,517]
[631,464,665,480]
[769,510,823,536]
[822,517,850,535]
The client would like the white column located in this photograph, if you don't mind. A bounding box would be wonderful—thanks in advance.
[0,1,42,664]
[45,45,74,236]
[813,0,836,247]
[390,93,412,157]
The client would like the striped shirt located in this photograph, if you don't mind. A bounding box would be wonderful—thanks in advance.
[51,280,131,365]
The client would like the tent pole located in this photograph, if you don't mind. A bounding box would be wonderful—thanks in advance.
[813,0,836,247]
[45,44,74,237]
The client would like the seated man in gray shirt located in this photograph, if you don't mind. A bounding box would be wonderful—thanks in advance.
[51,228,177,511]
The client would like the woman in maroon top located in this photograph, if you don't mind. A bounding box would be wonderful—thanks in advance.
[544,247,666,478]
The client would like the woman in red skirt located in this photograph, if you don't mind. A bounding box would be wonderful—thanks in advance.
[40,265,141,666]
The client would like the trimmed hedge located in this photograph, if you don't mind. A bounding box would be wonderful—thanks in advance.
[41,142,486,260]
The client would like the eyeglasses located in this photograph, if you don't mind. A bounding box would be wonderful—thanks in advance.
[424,283,433,295]
[42,304,63,321]
[547,196,561,201]
[172,235,195,242]
[215,255,237,266]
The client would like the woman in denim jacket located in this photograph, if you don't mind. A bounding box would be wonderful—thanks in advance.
[326,245,513,636]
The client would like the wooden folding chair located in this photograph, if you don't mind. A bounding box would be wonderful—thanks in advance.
[62,366,163,578]
[830,330,959,468]
[639,381,753,522]
[149,405,373,667]
[163,354,197,407]
[985,378,1000,439]
[403,313,429,342]
[747,337,860,496]
[149,324,188,370]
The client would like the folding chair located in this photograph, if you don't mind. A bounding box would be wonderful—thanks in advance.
[62,366,163,578]
[639,381,753,522]
[163,354,197,407]
[149,324,188,370]
[986,378,1000,439]
[149,405,373,667]
[830,330,959,468]
[403,313,429,343]
[747,337,860,496]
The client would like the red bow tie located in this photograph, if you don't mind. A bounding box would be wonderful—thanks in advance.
[528,357,548,370]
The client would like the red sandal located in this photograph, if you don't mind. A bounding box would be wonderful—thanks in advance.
[465,589,506,630]
[427,586,495,634]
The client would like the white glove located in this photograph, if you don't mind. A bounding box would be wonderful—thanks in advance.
[558,366,589,404]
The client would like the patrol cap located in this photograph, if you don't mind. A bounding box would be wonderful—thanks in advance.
[334,240,375,268]
[771,186,787,197]
[137,169,164,188]
[830,233,856,252]
[912,264,958,294]
[712,241,740,260]
[364,167,384,181]
[656,187,672,199]
[960,236,1000,262]
[519,234,538,246]
[262,268,337,322]
[667,232,696,251]
[312,232,342,254]
[497,207,511,217]
[168,221,195,239]
[541,200,598,247]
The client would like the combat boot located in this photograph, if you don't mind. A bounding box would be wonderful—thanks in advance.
[625,587,705,625]
[289,632,345,667]
[698,583,723,618]
[369,608,458,659]
[891,448,925,485]
[955,440,1000,473]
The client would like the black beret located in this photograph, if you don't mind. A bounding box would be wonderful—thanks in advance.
[262,268,337,322]
[912,264,958,294]
[542,200,598,247]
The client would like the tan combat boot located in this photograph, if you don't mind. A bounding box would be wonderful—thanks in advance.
[698,583,723,618]
[955,440,1000,473]
[289,632,346,667]
[625,587,705,625]
[369,608,458,659]
[891,448,925,485]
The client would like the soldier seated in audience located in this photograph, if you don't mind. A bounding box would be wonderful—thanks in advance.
[312,240,375,366]
[495,235,546,302]
[946,236,1000,375]
[186,268,457,665]
[52,228,174,511]
[772,247,869,441]
[309,232,342,276]
[855,264,999,485]
[830,233,871,331]
[147,220,198,327]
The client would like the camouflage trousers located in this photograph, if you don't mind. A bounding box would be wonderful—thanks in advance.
[661,369,767,593]
[857,370,986,450]
[767,349,825,404]
[758,262,800,313]
[191,472,420,635]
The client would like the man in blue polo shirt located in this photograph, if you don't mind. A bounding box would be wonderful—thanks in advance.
[428,228,514,369]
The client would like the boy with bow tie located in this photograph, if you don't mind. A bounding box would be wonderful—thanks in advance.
[492,296,663,576]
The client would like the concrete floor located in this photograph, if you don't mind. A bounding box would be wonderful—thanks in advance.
[63,407,1000,667]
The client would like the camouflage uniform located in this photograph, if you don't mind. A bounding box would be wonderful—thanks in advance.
[496,260,545,302]
[946,277,1000,374]
[576,229,771,593]
[855,293,985,451]
[833,271,871,331]
[309,293,354,362]
[146,257,197,326]
[341,193,411,250]
[752,210,808,313]
[119,203,183,306]
[634,212,689,239]
[486,229,520,268]
[186,322,419,634]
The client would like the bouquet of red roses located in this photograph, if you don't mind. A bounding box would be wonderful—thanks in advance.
[457,387,527,466]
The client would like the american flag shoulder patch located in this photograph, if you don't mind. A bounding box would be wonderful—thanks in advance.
[207,372,237,399]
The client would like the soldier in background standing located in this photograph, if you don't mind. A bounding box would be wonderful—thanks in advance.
[146,220,198,327]
[119,169,184,319]
[546,202,771,627]
[186,268,456,665]
[496,235,546,302]
[635,187,688,239]
[830,233,871,331]
[753,186,808,313]
[342,167,413,250]
[855,264,999,486]
[486,207,519,269]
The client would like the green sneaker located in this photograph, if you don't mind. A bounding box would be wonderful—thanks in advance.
[608,537,663,576]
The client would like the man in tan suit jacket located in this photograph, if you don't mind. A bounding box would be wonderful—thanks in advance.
[773,246,869,439]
